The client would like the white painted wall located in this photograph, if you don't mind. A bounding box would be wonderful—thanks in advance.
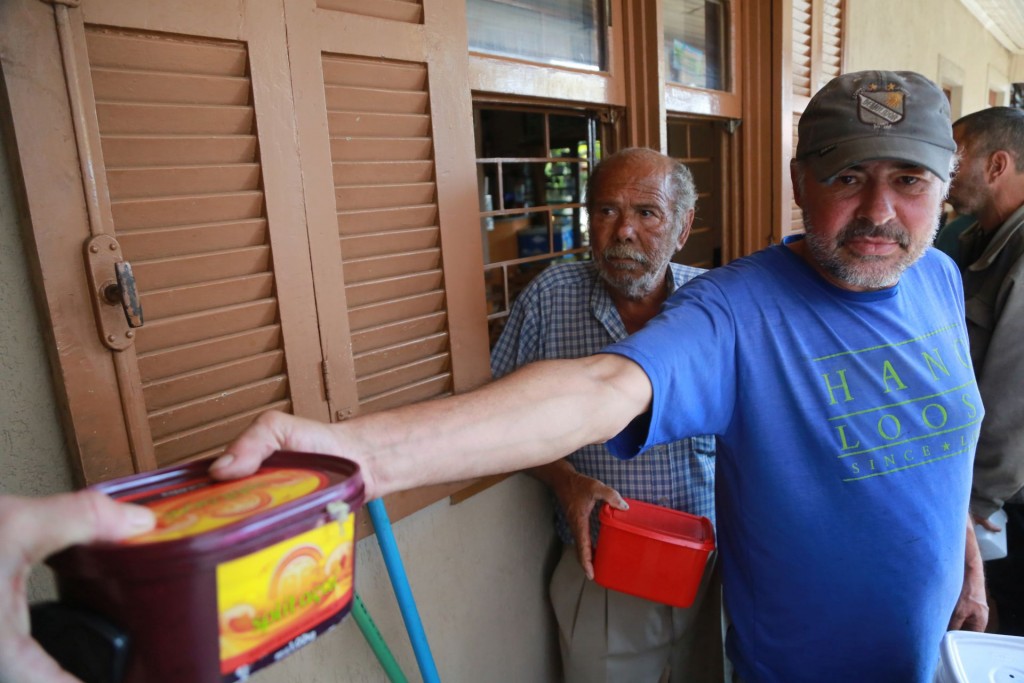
[844,0,1014,118]
[0,126,560,680]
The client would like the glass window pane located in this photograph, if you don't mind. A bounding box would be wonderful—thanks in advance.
[664,0,730,91]
[467,0,605,72]
[474,105,604,346]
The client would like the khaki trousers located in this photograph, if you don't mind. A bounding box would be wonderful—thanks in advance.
[549,544,723,683]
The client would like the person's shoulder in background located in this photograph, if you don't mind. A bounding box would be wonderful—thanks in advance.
[934,213,975,261]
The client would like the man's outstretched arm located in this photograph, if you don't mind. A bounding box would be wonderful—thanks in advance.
[215,353,653,500]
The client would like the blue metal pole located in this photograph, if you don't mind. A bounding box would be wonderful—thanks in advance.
[366,498,441,683]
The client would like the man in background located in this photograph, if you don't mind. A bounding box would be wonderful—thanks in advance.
[491,148,719,682]
[947,106,1024,635]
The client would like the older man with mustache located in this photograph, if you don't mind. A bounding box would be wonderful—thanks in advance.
[490,148,719,683]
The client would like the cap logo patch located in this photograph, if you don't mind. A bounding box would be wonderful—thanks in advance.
[857,86,904,127]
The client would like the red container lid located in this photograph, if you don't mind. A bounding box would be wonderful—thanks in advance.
[599,498,714,550]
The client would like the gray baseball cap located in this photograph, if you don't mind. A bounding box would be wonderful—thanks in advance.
[795,70,956,182]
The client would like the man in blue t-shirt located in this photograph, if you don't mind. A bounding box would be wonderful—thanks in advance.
[220,70,987,683]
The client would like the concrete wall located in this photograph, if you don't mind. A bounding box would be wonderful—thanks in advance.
[845,0,1014,119]
[0,125,560,680]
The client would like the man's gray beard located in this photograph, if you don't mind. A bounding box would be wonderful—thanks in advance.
[598,266,661,299]
[596,245,663,300]
[802,217,936,290]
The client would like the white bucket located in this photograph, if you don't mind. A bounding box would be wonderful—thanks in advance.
[934,631,1024,682]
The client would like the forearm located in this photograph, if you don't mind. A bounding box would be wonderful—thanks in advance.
[343,354,650,498]
[965,516,984,582]
[952,514,989,631]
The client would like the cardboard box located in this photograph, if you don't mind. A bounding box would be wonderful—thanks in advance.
[516,224,574,258]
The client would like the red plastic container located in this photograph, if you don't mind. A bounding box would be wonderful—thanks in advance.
[593,497,715,608]
[47,451,364,683]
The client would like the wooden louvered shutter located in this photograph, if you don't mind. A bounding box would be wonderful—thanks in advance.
[819,0,844,90]
[791,0,813,100]
[777,0,846,241]
[3,0,490,519]
[1,0,329,482]
[281,0,490,525]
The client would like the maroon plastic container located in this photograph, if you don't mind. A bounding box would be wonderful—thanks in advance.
[47,451,365,683]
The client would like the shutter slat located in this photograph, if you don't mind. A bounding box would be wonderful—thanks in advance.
[322,58,427,90]
[347,291,445,331]
[353,333,449,376]
[338,205,438,234]
[345,270,445,307]
[328,112,431,138]
[149,376,288,438]
[91,69,251,106]
[102,135,258,167]
[85,30,247,76]
[132,246,271,290]
[340,227,439,259]
[108,165,260,199]
[336,183,435,211]
[134,300,279,352]
[356,355,448,396]
[324,85,429,114]
[351,313,447,354]
[141,273,274,320]
[138,326,282,383]
[118,219,267,260]
[97,103,254,135]
[153,401,291,467]
[317,0,423,23]
[333,161,433,185]
[359,377,449,413]
[111,191,264,231]
[343,251,441,284]
[330,137,433,161]
[144,351,285,409]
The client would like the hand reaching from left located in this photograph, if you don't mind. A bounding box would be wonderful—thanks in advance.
[0,491,154,683]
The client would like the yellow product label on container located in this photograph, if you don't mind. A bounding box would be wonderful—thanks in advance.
[216,513,355,680]
[126,468,328,544]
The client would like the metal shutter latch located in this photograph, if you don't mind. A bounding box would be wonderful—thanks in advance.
[84,235,144,351]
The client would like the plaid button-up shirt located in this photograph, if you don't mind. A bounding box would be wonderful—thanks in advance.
[491,261,716,545]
